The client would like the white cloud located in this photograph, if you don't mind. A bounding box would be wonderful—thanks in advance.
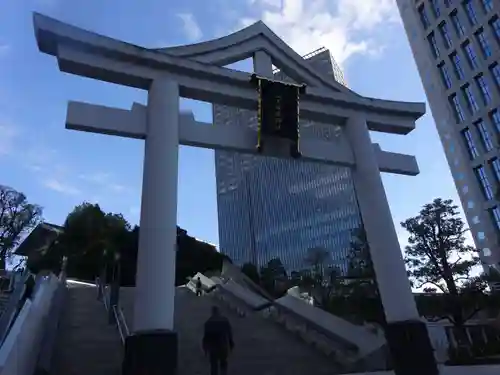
[177,13,203,42]
[240,0,400,66]
[78,172,129,193]
[43,179,81,196]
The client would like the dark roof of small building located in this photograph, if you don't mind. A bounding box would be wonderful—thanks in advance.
[14,222,64,256]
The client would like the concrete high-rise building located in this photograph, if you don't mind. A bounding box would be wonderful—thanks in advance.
[214,48,364,273]
[397,0,500,269]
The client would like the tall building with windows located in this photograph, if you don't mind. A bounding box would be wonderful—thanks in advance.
[214,48,363,273]
[396,0,500,269]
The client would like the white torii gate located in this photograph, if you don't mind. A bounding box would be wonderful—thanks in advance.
[33,13,438,375]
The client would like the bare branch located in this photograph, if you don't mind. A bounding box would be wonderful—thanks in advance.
[463,307,481,322]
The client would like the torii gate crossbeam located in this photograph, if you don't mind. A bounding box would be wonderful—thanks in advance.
[33,13,438,375]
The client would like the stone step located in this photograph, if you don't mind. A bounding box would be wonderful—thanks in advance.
[120,287,341,375]
[50,285,123,375]
[51,285,344,374]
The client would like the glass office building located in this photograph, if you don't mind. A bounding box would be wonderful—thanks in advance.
[214,48,363,273]
[396,0,500,269]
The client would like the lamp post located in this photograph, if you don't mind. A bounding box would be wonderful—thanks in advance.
[97,249,108,301]
[109,252,121,323]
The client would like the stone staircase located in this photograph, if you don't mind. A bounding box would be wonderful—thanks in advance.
[120,286,341,375]
[0,293,11,317]
[49,283,123,375]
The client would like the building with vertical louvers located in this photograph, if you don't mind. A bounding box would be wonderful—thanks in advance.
[214,48,364,273]
[396,0,500,269]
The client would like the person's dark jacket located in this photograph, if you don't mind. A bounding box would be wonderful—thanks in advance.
[202,315,234,355]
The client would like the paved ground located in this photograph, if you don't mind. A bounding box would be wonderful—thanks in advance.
[120,286,342,375]
[350,365,500,375]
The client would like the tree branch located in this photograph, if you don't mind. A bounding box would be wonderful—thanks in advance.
[463,307,481,322]
[451,256,463,267]
[415,281,447,293]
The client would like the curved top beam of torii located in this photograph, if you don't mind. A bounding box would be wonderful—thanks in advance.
[33,12,425,135]
[156,20,352,95]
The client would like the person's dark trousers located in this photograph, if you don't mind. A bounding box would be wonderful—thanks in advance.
[196,290,202,296]
[209,352,228,375]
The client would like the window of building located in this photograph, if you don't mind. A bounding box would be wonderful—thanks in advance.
[428,33,440,58]
[462,128,479,158]
[476,30,492,57]
[430,0,441,17]
[419,5,431,29]
[451,53,465,79]
[452,94,466,122]
[439,22,453,48]
[463,0,478,26]
[490,158,500,182]
[475,166,494,199]
[439,63,453,89]
[481,0,493,12]
[476,120,494,151]
[463,42,479,70]
[451,11,466,37]
[462,85,480,113]
[490,207,500,230]
[491,63,500,88]
[491,110,500,133]
[491,18,500,42]
[475,75,492,104]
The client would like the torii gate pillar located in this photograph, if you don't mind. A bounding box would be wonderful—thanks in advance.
[122,78,180,374]
[346,114,438,375]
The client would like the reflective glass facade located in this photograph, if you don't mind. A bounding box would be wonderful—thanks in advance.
[214,50,364,273]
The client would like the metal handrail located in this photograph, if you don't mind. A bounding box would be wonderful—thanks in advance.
[112,304,131,345]
[96,276,130,345]
[103,287,110,312]
[113,305,125,344]
[118,307,130,337]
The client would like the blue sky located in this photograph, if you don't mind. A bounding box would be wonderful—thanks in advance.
[0,0,465,250]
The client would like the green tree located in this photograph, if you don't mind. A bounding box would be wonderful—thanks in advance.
[325,228,385,325]
[241,262,260,285]
[304,247,330,284]
[401,198,482,326]
[302,247,343,307]
[347,228,376,280]
[53,203,131,281]
[289,270,302,287]
[0,185,42,269]
[260,257,287,296]
[176,229,228,285]
[29,201,229,286]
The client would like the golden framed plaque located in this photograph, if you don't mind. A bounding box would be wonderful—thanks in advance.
[250,74,306,158]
